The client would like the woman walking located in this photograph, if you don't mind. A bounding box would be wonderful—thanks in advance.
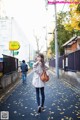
[32,53,48,113]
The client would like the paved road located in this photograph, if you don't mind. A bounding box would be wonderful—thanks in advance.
[0,71,80,120]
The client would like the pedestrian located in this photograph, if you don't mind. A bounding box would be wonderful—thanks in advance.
[21,60,28,83]
[32,53,48,113]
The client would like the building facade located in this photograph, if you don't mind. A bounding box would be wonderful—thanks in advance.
[62,36,80,54]
[0,17,12,57]
[0,17,35,62]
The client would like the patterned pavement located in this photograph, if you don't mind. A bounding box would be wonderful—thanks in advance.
[0,71,80,120]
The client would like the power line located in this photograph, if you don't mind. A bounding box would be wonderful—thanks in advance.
[61,4,65,12]
[61,2,70,13]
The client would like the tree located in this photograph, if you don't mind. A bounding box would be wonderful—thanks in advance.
[34,35,40,54]
[50,12,75,55]
[64,1,80,31]
[47,47,53,59]
[33,30,43,54]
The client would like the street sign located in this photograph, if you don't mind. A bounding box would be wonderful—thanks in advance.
[13,51,19,55]
[9,41,20,50]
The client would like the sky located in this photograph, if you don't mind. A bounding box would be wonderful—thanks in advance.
[0,0,69,60]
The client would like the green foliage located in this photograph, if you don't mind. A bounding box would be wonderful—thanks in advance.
[50,12,80,55]
[76,4,80,13]
[50,40,55,54]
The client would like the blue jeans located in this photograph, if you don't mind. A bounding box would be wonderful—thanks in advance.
[22,72,27,83]
[36,87,45,107]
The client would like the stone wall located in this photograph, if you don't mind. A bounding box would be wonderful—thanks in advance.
[0,71,19,90]
[61,70,80,89]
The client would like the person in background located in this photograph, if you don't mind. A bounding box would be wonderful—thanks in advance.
[32,53,48,113]
[21,60,28,83]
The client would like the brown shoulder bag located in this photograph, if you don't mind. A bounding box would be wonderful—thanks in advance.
[40,70,49,82]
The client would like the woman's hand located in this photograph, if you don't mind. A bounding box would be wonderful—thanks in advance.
[34,61,39,67]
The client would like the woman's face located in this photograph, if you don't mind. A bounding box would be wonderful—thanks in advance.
[37,55,41,62]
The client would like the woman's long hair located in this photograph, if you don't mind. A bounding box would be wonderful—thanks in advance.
[38,53,45,68]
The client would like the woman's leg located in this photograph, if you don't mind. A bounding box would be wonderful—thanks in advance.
[36,88,40,106]
[40,87,45,107]
[36,88,41,113]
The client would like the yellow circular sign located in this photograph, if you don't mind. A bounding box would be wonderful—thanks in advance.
[9,41,20,50]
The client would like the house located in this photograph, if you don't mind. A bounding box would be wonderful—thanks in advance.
[62,36,80,54]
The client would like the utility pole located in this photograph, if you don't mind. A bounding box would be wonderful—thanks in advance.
[48,0,59,78]
[54,0,59,78]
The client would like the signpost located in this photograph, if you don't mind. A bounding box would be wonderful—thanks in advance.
[9,41,20,56]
